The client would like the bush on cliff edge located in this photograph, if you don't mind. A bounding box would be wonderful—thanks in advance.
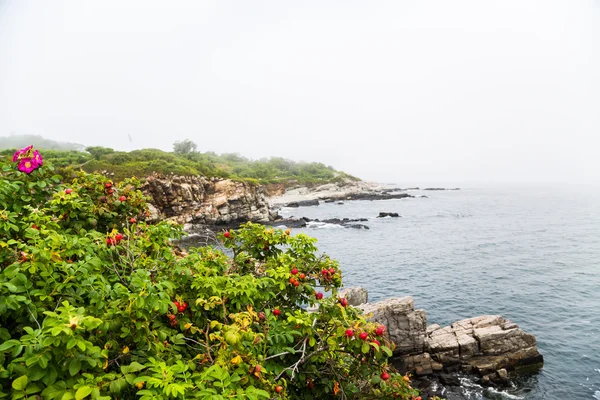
[0,148,423,399]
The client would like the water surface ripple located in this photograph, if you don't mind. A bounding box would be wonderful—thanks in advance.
[279,186,600,399]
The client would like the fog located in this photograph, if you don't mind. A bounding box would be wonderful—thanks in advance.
[1,0,599,184]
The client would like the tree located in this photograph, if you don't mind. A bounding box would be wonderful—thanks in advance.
[173,139,198,155]
[85,146,115,160]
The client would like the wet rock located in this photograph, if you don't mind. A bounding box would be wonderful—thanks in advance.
[439,373,461,386]
[286,199,319,207]
[378,212,400,218]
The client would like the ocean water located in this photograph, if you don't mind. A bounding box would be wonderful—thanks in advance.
[277,185,600,399]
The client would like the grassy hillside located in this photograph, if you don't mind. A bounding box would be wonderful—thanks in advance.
[0,138,359,185]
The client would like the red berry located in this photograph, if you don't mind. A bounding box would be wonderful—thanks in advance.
[329,268,335,275]
[258,312,266,321]
[105,183,112,188]
[255,365,262,373]
[129,217,136,223]
[359,332,368,340]
[291,268,298,275]
[376,326,386,336]
[289,277,296,284]
[321,269,329,276]
[381,372,390,381]
[273,309,281,316]
[177,305,185,313]
[174,301,180,308]
[106,238,113,246]
[339,298,348,307]
[115,233,123,241]
[315,292,323,300]
[293,280,300,287]
[107,189,114,194]
[183,301,188,309]
[65,188,72,194]
[299,273,305,279]
[275,385,283,393]
[345,329,354,337]
[31,224,38,230]
[372,339,381,347]
[168,314,176,321]
[119,196,126,202]
[224,231,231,238]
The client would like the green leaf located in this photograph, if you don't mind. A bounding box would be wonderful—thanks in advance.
[0,339,19,351]
[361,342,370,354]
[120,362,147,374]
[75,386,92,400]
[69,359,82,376]
[12,375,28,391]
[380,345,393,357]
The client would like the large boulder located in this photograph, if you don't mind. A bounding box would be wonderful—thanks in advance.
[359,297,427,356]
[339,287,369,306]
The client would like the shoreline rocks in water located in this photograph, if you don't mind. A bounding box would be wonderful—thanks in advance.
[350,290,542,393]
[378,212,400,218]
[285,199,320,207]
[272,217,370,230]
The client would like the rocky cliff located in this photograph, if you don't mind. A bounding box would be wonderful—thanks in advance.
[142,174,273,226]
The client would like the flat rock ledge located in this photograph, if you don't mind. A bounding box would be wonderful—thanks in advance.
[355,293,543,386]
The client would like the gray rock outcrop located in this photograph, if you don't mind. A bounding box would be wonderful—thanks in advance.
[143,174,271,226]
[339,287,369,306]
[356,291,543,382]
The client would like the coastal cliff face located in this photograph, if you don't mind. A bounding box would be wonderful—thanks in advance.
[142,174,272,226]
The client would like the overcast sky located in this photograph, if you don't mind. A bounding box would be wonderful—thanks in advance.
[0,0,599,184]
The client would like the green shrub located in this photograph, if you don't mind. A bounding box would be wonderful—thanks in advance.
[1,151,424,399]
[0,150,424,399]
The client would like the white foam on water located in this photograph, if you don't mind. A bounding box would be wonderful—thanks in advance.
[306,221,344,229]
[593,390,600,400]
[484,387,524,400]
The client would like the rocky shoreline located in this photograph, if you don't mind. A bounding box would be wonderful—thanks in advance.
[142,175,442,233]
[340,287,543,399]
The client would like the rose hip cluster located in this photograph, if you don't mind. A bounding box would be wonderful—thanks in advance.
[104,182,127,202]
[106,233,124,246]
[168,300,189,327]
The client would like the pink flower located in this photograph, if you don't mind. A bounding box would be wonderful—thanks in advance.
[32,150,43,167]
[12,145,33,162]
[13,146,42,174]
[17,158,36,174]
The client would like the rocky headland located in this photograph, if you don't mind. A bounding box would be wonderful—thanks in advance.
[269,180,421,206]
[142,173,275,227]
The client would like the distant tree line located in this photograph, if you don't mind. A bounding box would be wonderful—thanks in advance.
[0,136,359,185]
